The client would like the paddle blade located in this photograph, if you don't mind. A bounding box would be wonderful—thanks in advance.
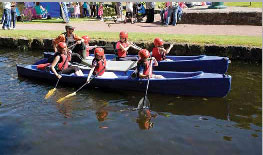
[137,96,150,110]
[44,88,56,99]
[137,97,144,110]
[144,96,150,108]
[57,92,76,103]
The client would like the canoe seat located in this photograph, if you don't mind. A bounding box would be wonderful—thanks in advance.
[99,72,118,78]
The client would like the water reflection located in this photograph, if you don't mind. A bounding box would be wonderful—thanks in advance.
[57,101,73,118]
[136,109,157,130]
[96,102,109,122]
[96,108,108,122]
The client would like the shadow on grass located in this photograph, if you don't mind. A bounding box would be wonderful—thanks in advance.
[30,20,65,23]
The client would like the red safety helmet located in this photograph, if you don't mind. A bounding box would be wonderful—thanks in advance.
[154,38,164,47]
[120,31,128,39]
[138,49,150,59]
[82,35,90,44]
[94,48,104,56]
[57,42,67,50]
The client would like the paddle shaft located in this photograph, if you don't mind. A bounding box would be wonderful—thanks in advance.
[72,67,106,94]
[53,50,70,87]
[143,59,153,107]
[89,44,114,50]
[68,42,78,49]
[124,60,138,75]
[131,43,142,50]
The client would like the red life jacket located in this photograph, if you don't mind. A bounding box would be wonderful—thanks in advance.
[143,60,152,77]
[93,58,106,76]
[152,47,165,61]
[137,60,152,78]
[57,54,69,71]
[116,41,129,58]
[37,63,50,70]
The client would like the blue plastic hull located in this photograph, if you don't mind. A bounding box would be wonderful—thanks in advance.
[44,52,230,74]
[16,64,231,97]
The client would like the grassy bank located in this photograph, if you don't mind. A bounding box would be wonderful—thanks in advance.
[224,2,262,8]
[0,30,261,47]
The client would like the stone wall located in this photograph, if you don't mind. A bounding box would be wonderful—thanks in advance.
[180,12,262,26]
[155,6,262,26]
[0,37,261,62]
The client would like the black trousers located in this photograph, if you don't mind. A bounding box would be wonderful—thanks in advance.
[72,42,86,59]
[146,8,154,23]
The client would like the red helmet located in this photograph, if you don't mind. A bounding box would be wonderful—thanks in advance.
[154,38,164,47]
[120,31,128,39]
[57,42,67,50]
[138,49,150,59]
[94,48,104,56]
[82,35,90,44]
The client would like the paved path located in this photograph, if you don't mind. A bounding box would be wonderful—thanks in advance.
[16,21,261,37]
[14,6,262,37]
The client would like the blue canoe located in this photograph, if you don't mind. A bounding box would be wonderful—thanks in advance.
[44,52,230,74]
[16,63,231,98]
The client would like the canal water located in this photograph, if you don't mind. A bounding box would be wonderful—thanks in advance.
[0,49,261,155]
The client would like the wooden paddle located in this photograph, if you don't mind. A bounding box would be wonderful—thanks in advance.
[137,58,153,110]
[44,77,61,99]
[89,44,114,51]
[57,67,105,103]
[131,43,142,50]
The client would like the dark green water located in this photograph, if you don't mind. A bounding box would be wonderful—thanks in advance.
[0,50,261,155]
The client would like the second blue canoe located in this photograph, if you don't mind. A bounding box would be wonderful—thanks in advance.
[44,52,230,74]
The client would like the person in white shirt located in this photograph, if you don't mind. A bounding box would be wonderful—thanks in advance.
[146,2,155,23]
[2,2,11,30]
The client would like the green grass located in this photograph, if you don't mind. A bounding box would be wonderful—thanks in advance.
[0,30,261,47]
[224,2,262,8]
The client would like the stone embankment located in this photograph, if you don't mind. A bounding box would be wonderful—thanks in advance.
[156,6,262,26]
[180,6,262,26]
[0,37,261,62]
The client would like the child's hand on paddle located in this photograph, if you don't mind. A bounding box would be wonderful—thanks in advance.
[57,74,62,79]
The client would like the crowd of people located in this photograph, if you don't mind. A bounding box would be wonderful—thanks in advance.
[1,2,189,28]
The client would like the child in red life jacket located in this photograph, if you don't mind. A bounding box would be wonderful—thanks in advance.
[115,31,141,61]
[50,42,84,79]
[87,48,107,82]
[136,49,164,79]
[81,35,97,58]
[151,38,173,61]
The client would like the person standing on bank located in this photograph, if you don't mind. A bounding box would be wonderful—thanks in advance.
[10,2,17,30]
[2,2,11,30]
[165,2,179,26]
[145,2,155,23]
